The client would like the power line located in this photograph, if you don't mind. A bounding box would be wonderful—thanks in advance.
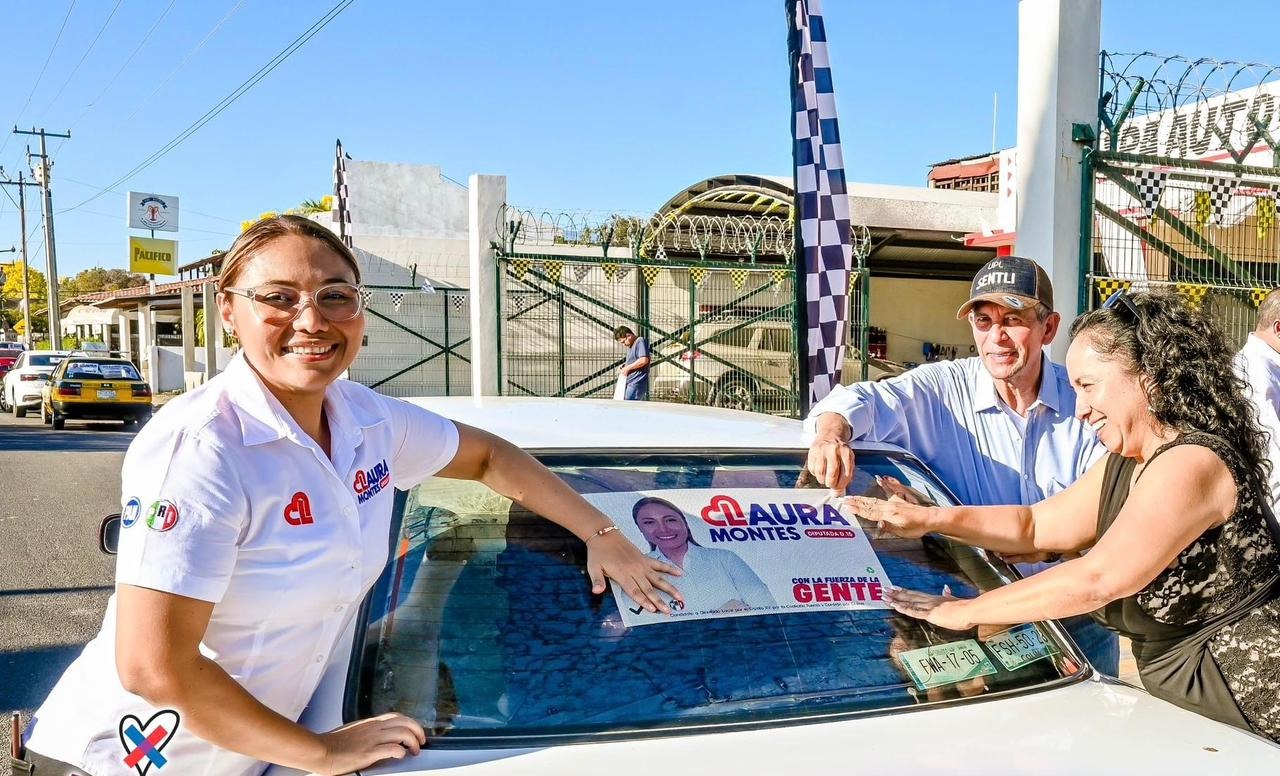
[60,0,178,141]
[58,176,240,224]
[116,0,249,129]
[59,0,356,214]
[0,1,78,159]
[35,0,125,122]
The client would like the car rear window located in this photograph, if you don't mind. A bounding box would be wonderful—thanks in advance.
[63,361,140,380]
[352,451,1083,746]
[29,355,66,368]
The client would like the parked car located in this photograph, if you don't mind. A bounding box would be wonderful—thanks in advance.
[40,356,152,429]
[651,320,908,413]
[1,351,69,417]
[165,397,1271,774]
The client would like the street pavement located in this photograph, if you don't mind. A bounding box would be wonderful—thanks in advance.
[0,409,135,774]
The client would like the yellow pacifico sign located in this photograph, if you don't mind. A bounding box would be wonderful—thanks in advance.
[129,236,178,275]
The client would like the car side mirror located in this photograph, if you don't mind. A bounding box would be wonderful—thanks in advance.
[100,513,121,554]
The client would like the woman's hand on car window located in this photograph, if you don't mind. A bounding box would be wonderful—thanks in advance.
[884,586,974,631]
[843,494,936,539]
[316,712,427,775]
[587,530,684,614]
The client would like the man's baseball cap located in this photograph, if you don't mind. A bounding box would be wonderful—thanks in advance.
[955,256,1054,319]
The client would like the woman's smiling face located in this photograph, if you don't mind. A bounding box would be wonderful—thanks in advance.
[634,503,690,553]
[218,234,365,403]
[1067,332,1154,457]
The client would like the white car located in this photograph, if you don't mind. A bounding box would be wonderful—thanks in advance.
[1,350,69,417]
[250,398,1279,775]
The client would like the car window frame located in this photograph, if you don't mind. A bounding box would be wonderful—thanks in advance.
[340,446,1092,747]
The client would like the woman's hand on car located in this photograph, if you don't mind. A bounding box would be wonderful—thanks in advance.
[843,494,937,539]
[587,530,684,614]
[316,712,427,775]
[884,586,974,631]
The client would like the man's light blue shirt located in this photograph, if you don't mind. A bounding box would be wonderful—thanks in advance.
[803,354,1106,507]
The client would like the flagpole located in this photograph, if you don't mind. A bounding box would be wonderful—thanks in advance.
[786,0,811,417]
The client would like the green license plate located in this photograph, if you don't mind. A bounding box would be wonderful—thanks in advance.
[898,639,998,690]
[985,624,1059,671]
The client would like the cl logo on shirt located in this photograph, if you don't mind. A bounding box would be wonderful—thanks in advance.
[353,459,391,504]
[284,491,315,526]
[145,500,179,532]
[118,709,180,776]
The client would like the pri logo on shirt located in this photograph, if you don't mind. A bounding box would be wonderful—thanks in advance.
[353,459,391,504]
[145,500,179,532]
[122,497,143,528]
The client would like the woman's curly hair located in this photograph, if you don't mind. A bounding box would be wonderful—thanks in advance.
[1069,290,1271,491]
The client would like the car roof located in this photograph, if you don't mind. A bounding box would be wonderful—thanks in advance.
[62,356,132,364]
[404,396,906,454]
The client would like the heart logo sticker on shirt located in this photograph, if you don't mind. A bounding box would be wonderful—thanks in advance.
[118,709,180,776]
[284,491,314,526]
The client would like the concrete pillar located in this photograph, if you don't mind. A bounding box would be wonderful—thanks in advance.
[180,284,196,372]
[468,174,507,396]
[1016,0,1100,361]
[202,281,220,380]
[118,314,131,361]
[136,302,153,386]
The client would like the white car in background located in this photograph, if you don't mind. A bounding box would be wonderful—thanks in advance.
[1,351,69,417]
[227,398,1277,774]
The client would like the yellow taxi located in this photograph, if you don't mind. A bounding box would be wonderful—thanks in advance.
[40,356,153,429]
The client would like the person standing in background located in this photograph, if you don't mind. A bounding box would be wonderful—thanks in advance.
[614,326,651,401]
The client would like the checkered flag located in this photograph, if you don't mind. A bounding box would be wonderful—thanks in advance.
[1133,168,1167,218]
[572,264,592,283]
[333,139,354,250]
[789,0,852,407]
[689,266,708,286]
[419,282,436,295]
[450,293,466,311]
[1207,175,1239,225]
[388,291,405,312]
[359,288,373,307]
[730,268,750,290]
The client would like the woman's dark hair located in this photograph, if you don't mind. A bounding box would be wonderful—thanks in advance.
[630,496,702,551]
[1070,290,1270,490]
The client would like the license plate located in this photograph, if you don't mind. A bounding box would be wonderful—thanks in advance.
[97,389,116,399]
[985,624,1059,671]
[897,639,998,690]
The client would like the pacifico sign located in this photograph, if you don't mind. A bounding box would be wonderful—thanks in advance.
[129,236,178,276]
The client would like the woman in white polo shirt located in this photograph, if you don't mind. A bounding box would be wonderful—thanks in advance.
[18,215,681,776]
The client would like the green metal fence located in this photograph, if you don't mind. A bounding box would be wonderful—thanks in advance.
[497,252,800,416]
[1084,52,1280,344]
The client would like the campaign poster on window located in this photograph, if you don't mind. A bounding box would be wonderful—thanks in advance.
[583,488,893,627]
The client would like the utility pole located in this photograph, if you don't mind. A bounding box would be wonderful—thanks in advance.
[15,127,71,347]
[0,167,38,346]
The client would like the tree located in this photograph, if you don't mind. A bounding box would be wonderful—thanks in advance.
[61,267,148,298]
[1,261,50,332]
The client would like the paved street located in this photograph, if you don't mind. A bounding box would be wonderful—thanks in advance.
[0,409,135,774]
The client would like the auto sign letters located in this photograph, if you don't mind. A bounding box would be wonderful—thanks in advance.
[586,488,894,627]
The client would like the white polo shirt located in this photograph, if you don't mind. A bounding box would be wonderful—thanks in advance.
[1237,333,1280,508]
[24,354,459,776]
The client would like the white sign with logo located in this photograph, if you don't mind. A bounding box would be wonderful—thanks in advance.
[127,191,180,232]
[585,488,893,628]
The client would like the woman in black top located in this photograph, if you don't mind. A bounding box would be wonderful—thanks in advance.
[849,291,1280,740]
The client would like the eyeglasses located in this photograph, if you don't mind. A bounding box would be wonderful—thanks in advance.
[1102,290,1141,324]
[223,283,365,324]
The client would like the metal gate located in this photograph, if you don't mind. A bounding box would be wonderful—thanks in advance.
[1083,53,1280,340]
[494,207,816,416]
[349,285,472,397]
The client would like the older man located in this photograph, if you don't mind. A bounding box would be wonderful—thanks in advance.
[1237,288,1280,507]
[804,255,1117,673]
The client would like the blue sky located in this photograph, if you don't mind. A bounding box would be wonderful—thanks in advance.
[0,0,1276,278]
